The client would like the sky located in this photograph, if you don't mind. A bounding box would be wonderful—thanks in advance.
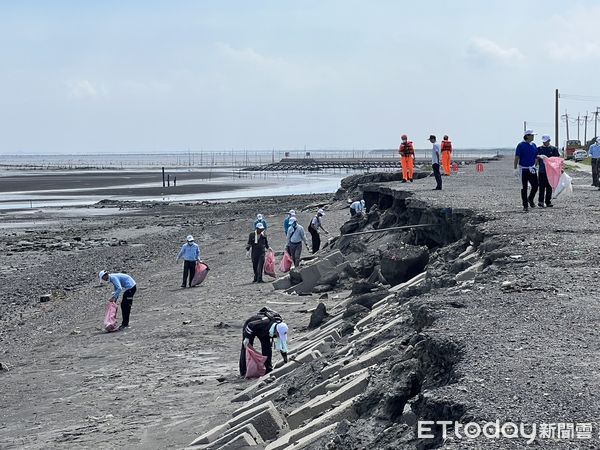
[1,0,600,154]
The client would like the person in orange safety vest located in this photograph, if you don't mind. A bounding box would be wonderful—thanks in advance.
[399,134,415,183]
[441,135,453,176]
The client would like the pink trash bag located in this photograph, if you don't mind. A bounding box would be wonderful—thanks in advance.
[264,249,276,278]
[103,301,119,332]
[245,345,267,379]
[191,261,210,286]
[543,156,565,189]
[279,250,293,273]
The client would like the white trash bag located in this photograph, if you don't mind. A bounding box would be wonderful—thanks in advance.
[554,172,573,199]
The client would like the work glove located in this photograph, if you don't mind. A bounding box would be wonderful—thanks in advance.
[243,338,250,348]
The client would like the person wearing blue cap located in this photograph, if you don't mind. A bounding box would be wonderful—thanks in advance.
[99,270,137,330]
[246,222,270,283]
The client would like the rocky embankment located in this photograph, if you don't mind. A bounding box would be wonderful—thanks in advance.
[191,160,600,449]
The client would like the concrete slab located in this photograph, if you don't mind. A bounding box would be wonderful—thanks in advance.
[214,432,256,450]
[287,372,370,429]
[388,271,426,293]
[285,422,338,449]
[230,402,287,441]
[203,424,264,450]
[272,275,292,290]
[190,423,231,446]
[455,261,484,281]
[338,344,394,377]
[308,375,340,398]
[353,316,406,345]
[268,361,300,379]
[232,386,283,418]
[231,377,273,403]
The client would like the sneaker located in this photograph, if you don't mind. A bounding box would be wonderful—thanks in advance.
[409,178,414,182]
[528,201,536,208]
[401,180,407,183]
[546,203,554,207]
[523,206,529,212]
[538,202,545,208]
[180,284,186,288]
[118,325,128,331]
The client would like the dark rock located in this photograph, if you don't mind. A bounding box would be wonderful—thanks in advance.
[289,268,303,285]
[351,280,380,295]
[312,284,332,294]
[380,245,429,286]
[214,322,231,329]
[39,294,51,303]
[348,291,389,310]
[343,303,370,319]
[308,303,329,329]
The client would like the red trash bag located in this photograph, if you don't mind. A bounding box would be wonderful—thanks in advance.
[191,261,210,286]
[544,156,565,189]
[264,250,276,278]
[245,345,267,379]
[103,301,119,332]
[279,250,293,273]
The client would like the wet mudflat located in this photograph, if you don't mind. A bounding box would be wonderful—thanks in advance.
[0,194,348,449]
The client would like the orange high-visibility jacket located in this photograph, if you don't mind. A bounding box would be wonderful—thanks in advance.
[441,140,453,152]
[399,141,415,157]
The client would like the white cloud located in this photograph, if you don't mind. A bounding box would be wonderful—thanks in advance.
[466,37,525,66]
[67,80,106,99]
[544,6,600,62]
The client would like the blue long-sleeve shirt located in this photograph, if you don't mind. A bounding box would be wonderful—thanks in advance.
[589,143,600,159]
[515,141,538,168]
[177,242,200,262]
[286,224,308,245]
[109,273,136,299]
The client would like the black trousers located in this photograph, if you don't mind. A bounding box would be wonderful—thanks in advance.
[521,169,539,207]
[183,260,196,286]
[121,285,136,327]
[350,209,356,217]
[251,251,265,282]
[239,335,272,376]
[308,226,320,253]
[592,159,599,187]
[538,171,553,205]
[432,163,442,189]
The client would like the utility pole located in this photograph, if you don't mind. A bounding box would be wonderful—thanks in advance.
[555,89,559,146]
[584,112,589,145]
[523,121,527,133]
[577,114,581,140]
[594,107,599,139]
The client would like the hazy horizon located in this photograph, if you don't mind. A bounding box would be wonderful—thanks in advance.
[1,1,599,154]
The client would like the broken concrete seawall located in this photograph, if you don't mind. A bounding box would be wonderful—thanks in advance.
[190,160,600,449]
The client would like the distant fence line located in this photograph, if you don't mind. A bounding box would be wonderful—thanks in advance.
[0,149,505,170]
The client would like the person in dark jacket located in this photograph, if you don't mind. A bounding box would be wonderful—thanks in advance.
[239,310,289,376]
[246,222,270,283]
[537,135,560,207]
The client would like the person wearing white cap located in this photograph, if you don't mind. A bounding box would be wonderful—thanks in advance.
[246,222,270,283]
[240,307,288,376]
[514,130,539,212]
[253,213,268,232]
[286,216,310,266]
[537,135,560,207]
[176,235,200,288]
[349,199,365,217]
[283,209,296,235]
[589,137,600,188]
[99,270,137,330]
[308,208,329,253]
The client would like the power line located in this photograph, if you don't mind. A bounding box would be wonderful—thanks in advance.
[560,93,600,102]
